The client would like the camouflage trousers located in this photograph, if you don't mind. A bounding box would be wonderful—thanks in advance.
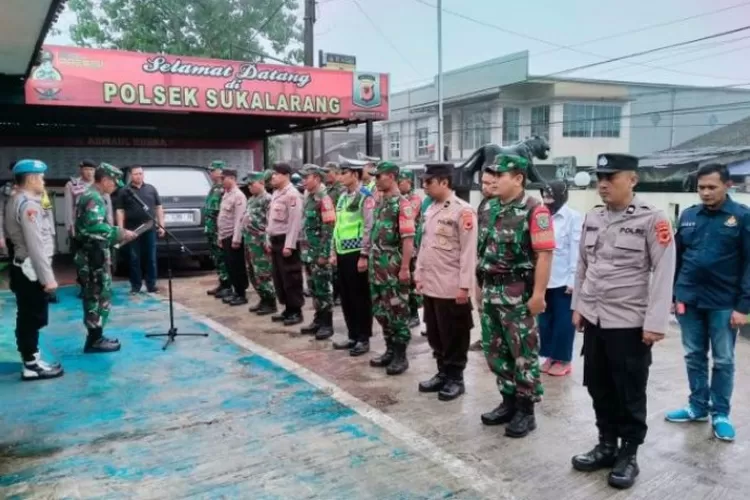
[206,227,228,282]
[370,264,411,346]
[245,239,276,301]
[481,296,543,402]
[74,245,113,330]
[309,257,333,312]
[408,257,422,315]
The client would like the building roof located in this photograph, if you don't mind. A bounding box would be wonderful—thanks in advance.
[638,146,750,168]
[672,116,750,149]
[529,75,750,94]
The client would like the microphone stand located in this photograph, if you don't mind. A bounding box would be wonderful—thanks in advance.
[123,188,208,350]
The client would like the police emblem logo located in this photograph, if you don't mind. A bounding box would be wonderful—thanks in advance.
[508,162,515,168]
[725,216,738,227]
[598,156,608,167]
[402,204,414,218]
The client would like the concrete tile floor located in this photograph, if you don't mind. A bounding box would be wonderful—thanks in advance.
[171,274,750,500]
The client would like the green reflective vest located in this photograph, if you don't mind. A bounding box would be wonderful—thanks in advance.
[333,190,367,255]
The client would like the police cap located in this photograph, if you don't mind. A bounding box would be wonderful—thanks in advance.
[80,159,97,168]
[13,159,48,176]
[596,153,638,174]
[421,163,453,180]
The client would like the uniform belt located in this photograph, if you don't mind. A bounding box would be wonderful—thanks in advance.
[484,270,532,284]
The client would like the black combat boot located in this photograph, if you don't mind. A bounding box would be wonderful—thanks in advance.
[222,292,238,304]
[229,294,248,306]
[370,339,394,368]
[84,328,121,353]
[438,371,465,401]
[505,398,536,438]
[284,310,304,326]
[215,285,233,299]
[419,363,446,392]
[207,281,230,296]
[315,311,334,340]
[333,338,356,350]
[386,343,409,375]
[349,340,369,357]
[248,299,263,312]
[608,442,640,489]
[271,310,288,322]
[481,394,516,426]
[571,436,618,472]
[255,298,278,316]
[300,311,320,334]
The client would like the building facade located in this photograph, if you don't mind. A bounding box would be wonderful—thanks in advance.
[383,51,750,167]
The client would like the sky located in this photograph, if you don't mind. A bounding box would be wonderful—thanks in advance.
[46,0,750,93]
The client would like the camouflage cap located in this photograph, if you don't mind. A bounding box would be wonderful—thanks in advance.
[98,162,125,188]
[299,163,324,178]
[209,160,226,171]
[484,154,529,174]
[375,160,399,176]
[398,169,415,183]
[244,171,268,184]
[323,161,339,173]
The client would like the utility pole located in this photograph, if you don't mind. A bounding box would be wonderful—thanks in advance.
[437,0,444,162]
[318,50,326,164]
[303,0,316,164]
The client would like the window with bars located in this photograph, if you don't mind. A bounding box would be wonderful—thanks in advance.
[530,105,550,139]
[563,103,622,138]
[502,107,520,143]
[388,132,401,159]
[416,127,430,157]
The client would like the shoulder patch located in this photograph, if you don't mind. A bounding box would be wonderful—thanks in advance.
[655,219,673,247]
[26,208,37,222]
[364,196,375,210]
[400,199,414,219]
[460,208,474,230]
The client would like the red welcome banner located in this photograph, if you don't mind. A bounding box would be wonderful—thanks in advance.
[25,45,389,121]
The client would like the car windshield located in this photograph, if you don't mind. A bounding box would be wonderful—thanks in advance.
[137,167,210,197]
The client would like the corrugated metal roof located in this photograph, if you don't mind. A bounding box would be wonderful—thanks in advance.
[639,146,750,168]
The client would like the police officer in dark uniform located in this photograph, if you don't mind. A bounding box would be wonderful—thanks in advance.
[4,159,64,380]
[571,153,675,490]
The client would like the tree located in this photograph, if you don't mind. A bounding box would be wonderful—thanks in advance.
[65,0,303,63]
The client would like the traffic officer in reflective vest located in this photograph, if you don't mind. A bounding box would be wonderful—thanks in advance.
[5,159,64,380]
[571,153,675,490]
[414,163,477,401]
[330,161,375,356]
[398,168,423,329]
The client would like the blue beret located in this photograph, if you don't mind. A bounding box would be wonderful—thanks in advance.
[13,159,48,175]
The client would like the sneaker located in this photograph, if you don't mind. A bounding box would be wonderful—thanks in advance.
[21,353,64,381]
[541,358,554,373]
[548,362,572,377]
[712,415,736,442]
[665,405,709,423]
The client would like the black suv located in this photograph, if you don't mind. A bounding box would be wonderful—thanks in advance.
[113,164,213,274]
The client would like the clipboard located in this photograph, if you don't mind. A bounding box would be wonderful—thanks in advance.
[114,220,154,248]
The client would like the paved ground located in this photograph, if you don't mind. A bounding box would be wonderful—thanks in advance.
[1,264,749,499]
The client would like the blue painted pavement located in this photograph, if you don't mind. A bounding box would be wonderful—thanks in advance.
[0,285,480,499]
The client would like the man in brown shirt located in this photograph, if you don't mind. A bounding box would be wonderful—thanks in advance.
[414,163,478,401]
[266,162,305,326]
[217,169,249,306]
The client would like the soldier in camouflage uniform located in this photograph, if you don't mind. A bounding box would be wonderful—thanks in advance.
[204,160,231,298]
[242,170,277,315]
[368,161,416,375]
[299,164,337,340]
[478,154,555,438]
[75,163,137,353]
[470,170,500,351]
[398,169,423,328]
[324,162,344,305]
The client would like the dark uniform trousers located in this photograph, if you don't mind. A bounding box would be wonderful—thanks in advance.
[10,262,49,360]
[583,320,652,445]
[336,252,372,342]
[423,296,473,379]
[270,235,304,312]
[222,237,249,297]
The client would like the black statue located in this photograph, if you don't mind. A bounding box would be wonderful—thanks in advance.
[457,135,550,184]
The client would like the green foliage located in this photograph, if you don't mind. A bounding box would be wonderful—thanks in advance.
[65,0,302,62]
[266,136,282,166]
